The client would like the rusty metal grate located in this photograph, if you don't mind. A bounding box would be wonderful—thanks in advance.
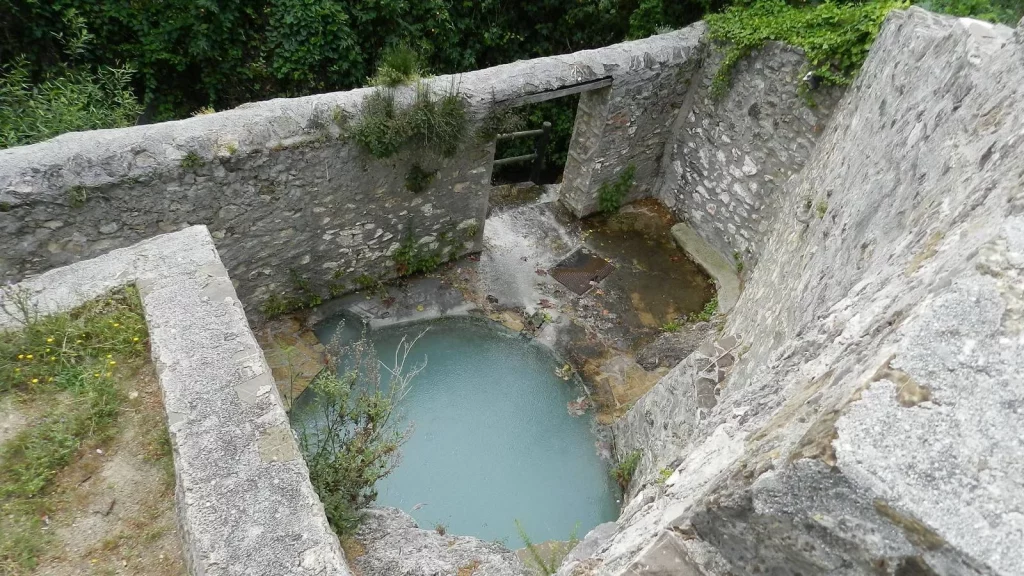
[549,248,615,295]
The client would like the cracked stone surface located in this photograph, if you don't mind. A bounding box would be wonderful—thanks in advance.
[561,9,1024,576]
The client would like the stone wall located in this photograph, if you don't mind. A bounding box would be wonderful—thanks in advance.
[561,9,1024,576]
[658,41,843,265]
[0,226,351,575]
[560,25,705,216]
[0,28,705,320]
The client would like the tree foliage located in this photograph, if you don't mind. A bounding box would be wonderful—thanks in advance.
[2,0,1019,146]
[0,10,140,148]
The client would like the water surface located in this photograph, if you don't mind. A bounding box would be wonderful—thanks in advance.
[294,315,619,544]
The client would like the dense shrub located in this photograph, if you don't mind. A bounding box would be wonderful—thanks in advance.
[0,12,140,149]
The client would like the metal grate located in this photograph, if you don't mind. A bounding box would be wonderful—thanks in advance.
[549,248,615,295]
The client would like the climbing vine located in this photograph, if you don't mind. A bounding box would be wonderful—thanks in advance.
[705,0,908,100]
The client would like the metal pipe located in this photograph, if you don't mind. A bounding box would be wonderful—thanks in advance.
[492,153,537,167]
[496,129,546,142]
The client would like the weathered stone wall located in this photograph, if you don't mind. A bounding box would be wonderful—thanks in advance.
[0,29,704,320]
[658,41,842,265]
[562,9,1024,576]
[0,226,351,575]
[0,90,490,321]
[560,24,705,216]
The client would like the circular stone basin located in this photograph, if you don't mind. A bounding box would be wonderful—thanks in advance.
[292,315,619,544]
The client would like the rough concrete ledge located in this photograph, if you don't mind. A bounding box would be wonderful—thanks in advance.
[670,222,741,313]
[0,226,348,576]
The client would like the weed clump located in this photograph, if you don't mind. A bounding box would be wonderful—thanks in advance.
[597,163,637,214]
[690,296,719,323]
[180,150,204,169]
[351,82,467,160]
[611,450,642,492]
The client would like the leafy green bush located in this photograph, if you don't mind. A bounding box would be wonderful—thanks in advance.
[597,163,637,214]
[294,329,425,535]
[0,13,140,149]
[705,0,907,99]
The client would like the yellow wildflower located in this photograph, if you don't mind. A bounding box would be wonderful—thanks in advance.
[26,354,33,359]
[17,354,24,359]
[46,337,54,343]
[31,378,38,384]
[108,361,116,366]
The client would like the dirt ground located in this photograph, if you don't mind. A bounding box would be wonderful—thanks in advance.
[2,363,186,576]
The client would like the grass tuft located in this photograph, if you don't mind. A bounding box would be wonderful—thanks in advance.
[369,44,426,88]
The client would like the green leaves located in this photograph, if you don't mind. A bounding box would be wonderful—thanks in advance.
[706,0,909,100]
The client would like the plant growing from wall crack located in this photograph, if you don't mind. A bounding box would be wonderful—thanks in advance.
[611,449,642,493]
[597,163,637,214]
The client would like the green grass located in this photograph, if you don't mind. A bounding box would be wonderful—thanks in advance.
[368,44,426,88]
[0,286,148,573]
[689,296,719,323]
[351,81,467,160]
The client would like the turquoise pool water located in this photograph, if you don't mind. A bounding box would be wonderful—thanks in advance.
[293,315,619,544]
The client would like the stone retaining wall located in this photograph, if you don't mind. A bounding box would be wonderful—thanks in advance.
[561,9,1024,575]
[658,41,843,267]
[0,28,705,320]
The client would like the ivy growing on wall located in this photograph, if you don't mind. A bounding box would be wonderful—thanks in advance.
[705,0,908,100]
